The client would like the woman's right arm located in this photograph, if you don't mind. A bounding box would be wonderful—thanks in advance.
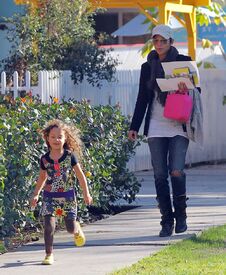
[30,169,47,208]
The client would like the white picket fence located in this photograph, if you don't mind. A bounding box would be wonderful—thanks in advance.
[1,69,226,171]
[0,70,40,98]
[0,70,139,114]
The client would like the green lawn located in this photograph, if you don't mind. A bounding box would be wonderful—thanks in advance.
[111,225,226,275]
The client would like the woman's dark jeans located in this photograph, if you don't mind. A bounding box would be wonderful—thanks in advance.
[148,135,189,198]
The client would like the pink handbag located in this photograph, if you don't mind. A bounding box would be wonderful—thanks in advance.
[163,92,193,123]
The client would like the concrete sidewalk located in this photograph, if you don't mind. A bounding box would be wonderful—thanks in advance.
[1,164,226,275]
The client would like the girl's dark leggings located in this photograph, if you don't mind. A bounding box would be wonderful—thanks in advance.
[44,214,76,255]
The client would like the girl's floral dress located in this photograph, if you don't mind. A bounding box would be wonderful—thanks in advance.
[40,150,78,219]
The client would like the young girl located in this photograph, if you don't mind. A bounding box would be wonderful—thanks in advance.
[30,119,93,265]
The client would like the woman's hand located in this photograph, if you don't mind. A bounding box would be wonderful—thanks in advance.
[128,130,138,141]
[177,82,188,94]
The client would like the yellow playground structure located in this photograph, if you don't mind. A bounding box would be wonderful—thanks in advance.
[15,0,212,60]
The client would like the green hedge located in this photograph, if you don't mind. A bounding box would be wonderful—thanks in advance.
[0,94,142,239]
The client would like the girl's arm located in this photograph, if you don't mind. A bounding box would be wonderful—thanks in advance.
[73,163,93,205]
[30,169,47,208]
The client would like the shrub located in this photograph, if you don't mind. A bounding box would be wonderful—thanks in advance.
[0,94,141,239]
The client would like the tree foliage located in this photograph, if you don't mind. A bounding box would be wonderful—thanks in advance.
[1,0,118,87]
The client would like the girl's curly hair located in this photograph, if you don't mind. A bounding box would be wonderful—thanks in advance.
[40,119,83,160]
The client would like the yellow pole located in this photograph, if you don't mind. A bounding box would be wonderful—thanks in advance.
[136,2,159,25]
[184,8,196,60]
[158,2,168,24]
[164,2,196,60]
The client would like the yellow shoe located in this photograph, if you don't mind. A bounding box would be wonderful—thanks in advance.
[42,254,54,265]
[74,221,86,247]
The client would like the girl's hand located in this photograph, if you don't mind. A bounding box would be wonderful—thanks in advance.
[84,194,93,205]
[30,194,39,208]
